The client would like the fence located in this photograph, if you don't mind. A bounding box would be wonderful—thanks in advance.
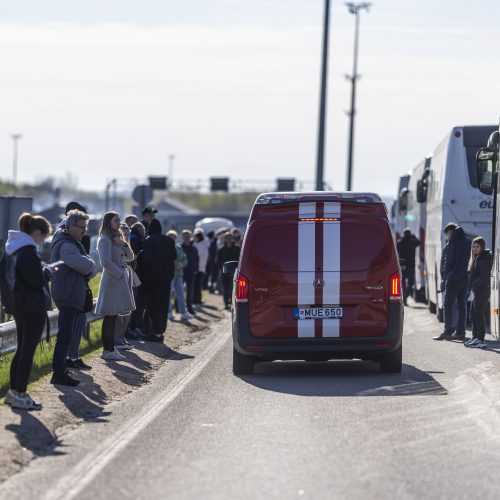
[0,304,103,357]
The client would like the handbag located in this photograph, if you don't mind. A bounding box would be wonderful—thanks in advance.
[131,269,141,288]
[83,284,94,313]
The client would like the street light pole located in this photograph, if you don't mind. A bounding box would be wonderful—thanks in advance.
[315,0,331,192]
[345,2,371,191]
[11,133,22,187]
[168,154,176,191]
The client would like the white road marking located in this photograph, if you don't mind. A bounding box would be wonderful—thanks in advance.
[42,327,231,500]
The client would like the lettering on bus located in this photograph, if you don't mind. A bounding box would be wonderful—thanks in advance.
[479,200,493,209]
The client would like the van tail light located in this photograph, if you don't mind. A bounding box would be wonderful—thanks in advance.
[389,273,401,303]
[235,273,249,303]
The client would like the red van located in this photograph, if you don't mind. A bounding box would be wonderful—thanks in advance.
[224,192,404,375]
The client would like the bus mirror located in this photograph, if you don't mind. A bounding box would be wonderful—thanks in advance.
[398,188,409,214]
[477,147,495,195]
[416,179,427,203]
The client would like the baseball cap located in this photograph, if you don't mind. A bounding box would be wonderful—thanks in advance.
[65,201,87,214]
[142,206,158,215]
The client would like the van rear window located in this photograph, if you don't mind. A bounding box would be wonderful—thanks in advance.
[249,223,389,272]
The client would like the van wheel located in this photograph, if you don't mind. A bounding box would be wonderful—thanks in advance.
[428,301,436,314]
[380,344,402,373]
[232,348,255,375]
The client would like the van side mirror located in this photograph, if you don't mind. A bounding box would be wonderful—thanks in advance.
[222,261,239,276]
[399,259,408,272]
[476,147,495,195]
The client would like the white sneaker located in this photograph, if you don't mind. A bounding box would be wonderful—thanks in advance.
[194,304,202,311]
[465,338,480,347]
[168,313,175,321]
[10,392,42,411]
[4,389,16,406]
[102,349,126,361]
[181,312,194,320]
[469,340,487,349]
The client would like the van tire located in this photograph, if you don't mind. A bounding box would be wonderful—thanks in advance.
[380,344,402,373]
[233,348,255,375]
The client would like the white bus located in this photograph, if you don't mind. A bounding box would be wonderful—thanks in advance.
[391,174,410,241]
[425,125,496,320]
[400,155,432,303]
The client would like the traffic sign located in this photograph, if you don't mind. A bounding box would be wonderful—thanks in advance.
[132,185,153,205]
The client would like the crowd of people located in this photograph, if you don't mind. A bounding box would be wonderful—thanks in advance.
[0,203,243,410]
[397,224,492,348]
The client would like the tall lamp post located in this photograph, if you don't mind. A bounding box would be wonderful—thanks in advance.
[315,0,331,192]
[345,2,371,191]
[11,133,22,187]
[168,154,175,191]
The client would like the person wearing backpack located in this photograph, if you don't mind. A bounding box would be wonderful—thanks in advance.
[50,209,97,386]
[0,213,52,410]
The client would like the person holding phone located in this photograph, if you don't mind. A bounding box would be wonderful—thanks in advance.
[0,212,52,410]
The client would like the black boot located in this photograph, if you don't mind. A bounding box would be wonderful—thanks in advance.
[50,370,80,387]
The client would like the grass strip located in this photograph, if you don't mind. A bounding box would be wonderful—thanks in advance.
[0,274,103,400]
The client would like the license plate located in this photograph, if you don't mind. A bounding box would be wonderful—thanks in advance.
[294,307,343,320]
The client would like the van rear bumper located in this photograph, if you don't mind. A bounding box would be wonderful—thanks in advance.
[232,303,404,361]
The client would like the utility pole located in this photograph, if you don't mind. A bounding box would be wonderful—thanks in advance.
[11,133,22,187]
[168,154,176,191]
[315,0,331,192]
[345,2,371,191]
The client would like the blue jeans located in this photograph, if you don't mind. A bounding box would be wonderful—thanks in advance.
[67,312,86,361]
[169,276,187,315]
[53,307,80,374]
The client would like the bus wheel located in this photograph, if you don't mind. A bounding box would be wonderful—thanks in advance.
[437,307,444,322]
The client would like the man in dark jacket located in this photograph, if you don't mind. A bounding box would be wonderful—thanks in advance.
[51,210,97,386]
[434,226,471,341]
[396,228,420,305]
[139,219,176,342]
[181,230,199,316]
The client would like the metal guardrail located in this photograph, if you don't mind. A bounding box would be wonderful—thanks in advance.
[0,302,103,357]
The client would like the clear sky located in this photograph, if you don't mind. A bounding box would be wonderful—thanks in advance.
[1,0,499,197]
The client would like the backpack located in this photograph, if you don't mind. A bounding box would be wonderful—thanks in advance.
[0,252,18,315]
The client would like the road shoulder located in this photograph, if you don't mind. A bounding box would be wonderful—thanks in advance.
[0,293,227,483]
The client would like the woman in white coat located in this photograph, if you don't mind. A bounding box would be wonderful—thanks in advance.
[95,212,135,361]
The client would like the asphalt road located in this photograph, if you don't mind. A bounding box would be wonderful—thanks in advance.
[3,302,500,500]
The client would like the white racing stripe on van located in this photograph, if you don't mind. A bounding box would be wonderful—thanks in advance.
[298,202,316,338]
[322,202,341,338]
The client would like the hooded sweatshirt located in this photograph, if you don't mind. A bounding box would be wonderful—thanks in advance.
[0,230,51,315]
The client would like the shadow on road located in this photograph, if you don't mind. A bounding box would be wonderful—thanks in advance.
[55,376,111,422]
[241,361,447,397]
[132,342,194,361]
[5,411,66,458]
